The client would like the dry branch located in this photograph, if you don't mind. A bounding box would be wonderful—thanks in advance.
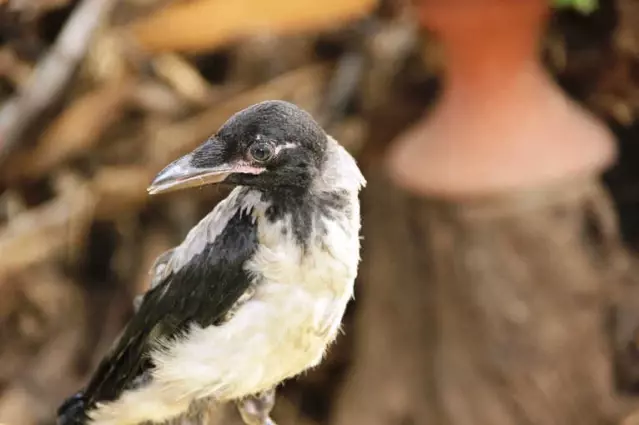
[0,183,95,278]
[151,53,217,105]
[0,266,87,425]
[1,80,132,182]
[127,0,376,53]
[92,166,152,219]
[0,0,118,162]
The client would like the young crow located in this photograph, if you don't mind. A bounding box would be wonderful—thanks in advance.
[57,100,366,425]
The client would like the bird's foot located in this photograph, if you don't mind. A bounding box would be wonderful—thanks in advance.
[237,389,277,425]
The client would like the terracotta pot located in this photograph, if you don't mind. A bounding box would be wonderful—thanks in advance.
[388,0,616,198]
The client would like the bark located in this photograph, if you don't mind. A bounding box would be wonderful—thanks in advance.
[335,172,628,425]
[332,170,437,425]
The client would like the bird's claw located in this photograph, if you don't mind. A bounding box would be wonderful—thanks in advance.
[237,389,277,425]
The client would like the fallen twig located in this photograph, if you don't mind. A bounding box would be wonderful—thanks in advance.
[1,80,132,182]
[0,183,95,279]
[0,0,118,163]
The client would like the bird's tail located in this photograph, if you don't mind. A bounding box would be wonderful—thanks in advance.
[57,392,89,425]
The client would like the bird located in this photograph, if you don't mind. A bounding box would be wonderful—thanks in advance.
[56,100,366,425]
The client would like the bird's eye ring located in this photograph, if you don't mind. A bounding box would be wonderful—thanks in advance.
[248,143,274,163]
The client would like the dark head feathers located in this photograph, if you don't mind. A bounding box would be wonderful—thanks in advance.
[190,100,329,190]
[217,100,326,156]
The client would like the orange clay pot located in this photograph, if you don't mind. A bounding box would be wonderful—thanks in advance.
[388,0,616,198]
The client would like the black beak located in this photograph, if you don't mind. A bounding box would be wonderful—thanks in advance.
[147,153,234,195]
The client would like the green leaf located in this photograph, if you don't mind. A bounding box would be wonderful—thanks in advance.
[552,0,598,14]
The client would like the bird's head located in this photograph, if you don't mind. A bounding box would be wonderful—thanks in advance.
[148,100,328,195]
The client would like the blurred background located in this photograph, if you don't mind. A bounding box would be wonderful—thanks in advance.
[0,0,638,424]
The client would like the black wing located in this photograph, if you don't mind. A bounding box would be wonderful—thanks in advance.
[57,208,258,425]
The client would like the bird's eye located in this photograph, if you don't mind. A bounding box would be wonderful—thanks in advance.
[248,143,274,162]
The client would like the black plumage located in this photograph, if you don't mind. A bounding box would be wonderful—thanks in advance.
[58,208,258,424]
